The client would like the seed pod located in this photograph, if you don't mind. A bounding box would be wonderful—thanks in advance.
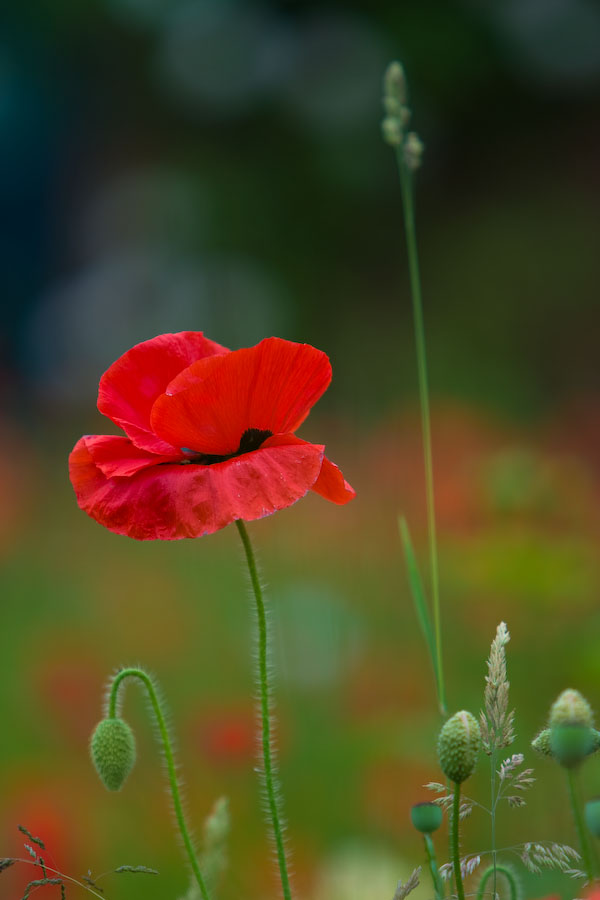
[438,710,481,784]
[90,717,136,791]
[410,802,443,834]
[549,689,594,729]
[532,726,600,762]
[550,725,594,768]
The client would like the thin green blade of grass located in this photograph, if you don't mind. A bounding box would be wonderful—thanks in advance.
[398,516,440,700]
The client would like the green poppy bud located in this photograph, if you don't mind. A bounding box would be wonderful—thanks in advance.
[90,717,136,791]
[549,689,594,729]
[531,729,553,757]
[532,726,600,763]
[550,725,594,768]
[585,798,600,837]
[410,802,443,834]
[437,710,481,784]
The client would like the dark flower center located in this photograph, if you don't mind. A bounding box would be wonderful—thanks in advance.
[181,428,273,466]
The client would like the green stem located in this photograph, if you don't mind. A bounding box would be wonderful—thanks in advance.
[452,783,465,900]
[566,767,594,883]
[108,668,210,900]
[476,864,518,900]
[424,833,442,900]
[490,748,497,900]
[235,520,292,900]
[394,148,446,716]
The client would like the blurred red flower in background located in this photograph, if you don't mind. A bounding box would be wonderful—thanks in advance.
[69,332,354,539]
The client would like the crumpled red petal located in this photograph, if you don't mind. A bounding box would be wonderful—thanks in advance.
[311,455,356,505]
[79,435,183,478]
[68,434,326,540]
[98,332,229,455]
[262,434,355,504]
[150,337,332,455]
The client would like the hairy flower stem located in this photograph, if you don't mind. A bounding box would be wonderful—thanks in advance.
[566,768,594,882]
[451,783,466,900]
[476,864,517,900]
[235,520,292,900]
[107,668,210,900]
[394,148,446,717]
[424,834,442,900]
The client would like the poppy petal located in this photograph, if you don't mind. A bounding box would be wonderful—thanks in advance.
[80,435,183,478]
[262,434,355,504]
[98,332,229,454]
[311,455,356,504]
[150,338,331,455]
[68,437,325,540]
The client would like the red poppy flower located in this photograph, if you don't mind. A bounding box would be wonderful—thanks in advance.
[69,332,355,540]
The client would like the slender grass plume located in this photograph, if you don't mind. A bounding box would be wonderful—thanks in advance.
[382,61,445,716]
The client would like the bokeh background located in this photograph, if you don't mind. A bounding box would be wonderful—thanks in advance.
[2,0,600,897]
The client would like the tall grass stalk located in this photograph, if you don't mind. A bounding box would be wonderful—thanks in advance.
[383,62,446,715]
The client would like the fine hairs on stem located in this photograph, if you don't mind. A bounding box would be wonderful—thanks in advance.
[452,785,466,900]
[105,667,211,900]
[236,519,293,900]
[382,61,446,716]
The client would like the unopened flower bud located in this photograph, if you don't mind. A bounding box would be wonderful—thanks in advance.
[384,61,407,106]
[549,689,594,729]
[550,725,595,768]
[531,729,553,757]
[532,726,600,763]
[438,710,481,783]
[585,798,600,837]
[381,116,403,147]
[411,802,443,834]
[90,717,136,791]
[404,132,424,171]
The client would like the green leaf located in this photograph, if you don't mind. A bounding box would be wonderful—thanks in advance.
[398,516,439,694]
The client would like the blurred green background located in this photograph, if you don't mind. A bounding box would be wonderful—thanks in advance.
[2,0,600,897]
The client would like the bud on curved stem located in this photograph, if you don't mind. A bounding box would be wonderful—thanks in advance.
[90,717,136,791]
[99,666,211,900]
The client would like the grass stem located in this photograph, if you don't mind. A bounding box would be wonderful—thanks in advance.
[394,148,446,716]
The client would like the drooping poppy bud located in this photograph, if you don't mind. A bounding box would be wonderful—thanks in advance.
[437,711,481,784]
[410,802,443,834]
[90,717,136,791]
